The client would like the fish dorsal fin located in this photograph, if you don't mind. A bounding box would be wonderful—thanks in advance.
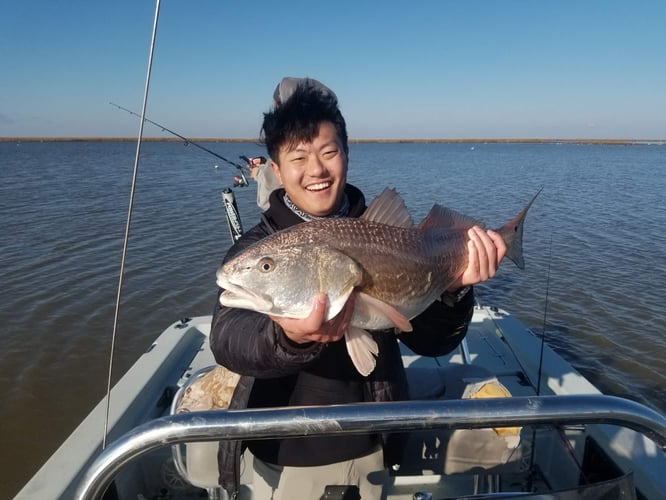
[418,204,482,231]
[361,188,414,228]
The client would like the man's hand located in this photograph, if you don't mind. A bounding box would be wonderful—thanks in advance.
[448,226,507,291]
[271,293,356,345]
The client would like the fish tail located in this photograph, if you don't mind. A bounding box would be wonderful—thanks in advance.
[495,188,542,270]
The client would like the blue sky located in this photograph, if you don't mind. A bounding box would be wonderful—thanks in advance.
[2,0,665,139]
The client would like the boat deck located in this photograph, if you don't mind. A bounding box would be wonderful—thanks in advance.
[15,308,666,500]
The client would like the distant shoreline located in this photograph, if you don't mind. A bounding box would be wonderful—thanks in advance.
[2,137,664,145]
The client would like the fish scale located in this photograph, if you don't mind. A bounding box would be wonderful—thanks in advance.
[289,219,463,305]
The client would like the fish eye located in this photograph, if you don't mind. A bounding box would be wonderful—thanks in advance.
[257,257,274,273]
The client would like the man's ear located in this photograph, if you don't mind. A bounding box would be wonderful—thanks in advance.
[270,161,283,185]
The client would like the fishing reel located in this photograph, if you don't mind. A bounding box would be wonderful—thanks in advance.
[232,155,258,187]
[233,173,249,188]
[234,154,266,188]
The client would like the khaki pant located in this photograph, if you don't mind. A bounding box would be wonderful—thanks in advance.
[251,447,388,500]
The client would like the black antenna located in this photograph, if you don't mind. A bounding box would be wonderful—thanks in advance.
[536,234,553,395]
[527,233,553,489]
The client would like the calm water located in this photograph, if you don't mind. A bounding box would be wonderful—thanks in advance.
[1,141,665,495]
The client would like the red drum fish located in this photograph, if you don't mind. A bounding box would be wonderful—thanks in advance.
[217,188,540,376]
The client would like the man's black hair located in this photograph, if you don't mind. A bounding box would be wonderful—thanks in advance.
[261,83,348,163]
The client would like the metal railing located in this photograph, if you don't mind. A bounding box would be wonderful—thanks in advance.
[75,394,666,500]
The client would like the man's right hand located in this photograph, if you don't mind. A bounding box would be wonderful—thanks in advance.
[271,292,356,345]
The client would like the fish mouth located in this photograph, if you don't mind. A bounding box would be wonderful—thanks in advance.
[216,275,274,313]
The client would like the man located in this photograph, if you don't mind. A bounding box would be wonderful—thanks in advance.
[246,155,281,211]
[210,81,506,499]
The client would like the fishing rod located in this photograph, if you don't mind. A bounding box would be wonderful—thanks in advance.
[103,0,162,450]
[110,101,251,185]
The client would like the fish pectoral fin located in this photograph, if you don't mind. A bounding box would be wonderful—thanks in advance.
[345,327,379,376]
[326,287,356,321]
[357,292,413,332]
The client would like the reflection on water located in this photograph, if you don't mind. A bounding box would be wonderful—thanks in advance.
[1,141,665,495]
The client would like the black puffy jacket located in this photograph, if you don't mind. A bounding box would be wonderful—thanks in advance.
[210,184,473,495]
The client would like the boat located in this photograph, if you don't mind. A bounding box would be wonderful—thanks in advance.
[14,303,666,499]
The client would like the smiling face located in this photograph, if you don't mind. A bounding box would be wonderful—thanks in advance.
[271,121,348,217]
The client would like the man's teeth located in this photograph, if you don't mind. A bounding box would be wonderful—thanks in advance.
[306,182,331,191]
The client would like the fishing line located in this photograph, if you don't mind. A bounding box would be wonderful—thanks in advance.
[102,0,161,450]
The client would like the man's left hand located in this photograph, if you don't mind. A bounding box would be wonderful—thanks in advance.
[448,226,507,291]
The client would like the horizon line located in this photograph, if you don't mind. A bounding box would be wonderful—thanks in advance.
[2,137,665,145]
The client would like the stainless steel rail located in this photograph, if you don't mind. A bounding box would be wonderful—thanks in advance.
[76,394,666,500]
